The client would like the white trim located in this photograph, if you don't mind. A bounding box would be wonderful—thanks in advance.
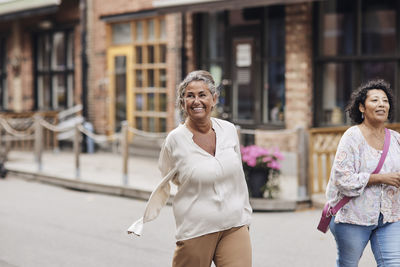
[0,0,60,16]
[153,0,223,8]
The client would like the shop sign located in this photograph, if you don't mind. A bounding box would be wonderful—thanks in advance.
[236,43,251,67]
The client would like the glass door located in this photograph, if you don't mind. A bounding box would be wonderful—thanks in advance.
[107,47,133,133]
[231,33,260,125]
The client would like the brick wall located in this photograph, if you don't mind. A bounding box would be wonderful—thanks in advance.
[185,13,195,73]
[90,0,153,17]
[165,14,179,130]
[87,0,108,133]
[254,2,313,159]
[255,129,298,153]
[285,3,313,130]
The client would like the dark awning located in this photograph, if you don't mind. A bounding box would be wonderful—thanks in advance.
[153,0,324,13]
[0,0,61,21]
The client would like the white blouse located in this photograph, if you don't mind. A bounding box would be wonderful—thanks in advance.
[128,117,252,241]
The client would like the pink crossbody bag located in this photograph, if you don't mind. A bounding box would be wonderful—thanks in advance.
[317,128,391,233]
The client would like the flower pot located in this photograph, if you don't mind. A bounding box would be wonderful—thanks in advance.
[248,168,269,198]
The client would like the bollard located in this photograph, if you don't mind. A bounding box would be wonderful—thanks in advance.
[83,122,95,154]
[74,124,81,178]
[121,121,129,186]
[34,115,43,172]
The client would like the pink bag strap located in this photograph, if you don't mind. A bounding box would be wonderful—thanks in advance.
[330,128,391,215]
[373,128,391,174]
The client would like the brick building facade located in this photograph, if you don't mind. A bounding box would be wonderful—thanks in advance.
[0,0,81,113]
[1,0,399,198]
[87,0,180,135]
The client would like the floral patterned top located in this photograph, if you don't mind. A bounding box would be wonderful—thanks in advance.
[326,125,400,225]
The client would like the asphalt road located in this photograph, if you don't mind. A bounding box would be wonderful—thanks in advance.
[0,176,375,267]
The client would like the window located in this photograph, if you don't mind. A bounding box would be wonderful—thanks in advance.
[315,0,399,126]
[0,37,6,110]
[111,23,132,45]
[35,30,74,110]
[197,11,226,110]
[196,7,285,126]
[263,6,285,124]
[108,17,168,133]
[132,18,168,132]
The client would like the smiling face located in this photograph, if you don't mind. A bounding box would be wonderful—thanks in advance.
[359,89,390,123]
[183,80,217,121]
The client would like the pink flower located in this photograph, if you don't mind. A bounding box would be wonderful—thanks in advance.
[267,161,281,170]
[241,145,283,171]
[247,159,257,167]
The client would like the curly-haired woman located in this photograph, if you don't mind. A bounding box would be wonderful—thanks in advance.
[326,79,400,266]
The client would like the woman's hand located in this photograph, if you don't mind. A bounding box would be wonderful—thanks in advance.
[368,172,400,187]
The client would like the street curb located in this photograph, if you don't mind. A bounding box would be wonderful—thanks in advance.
[9,168,301,211]
[250,198,297,211]
[8,169,154,201]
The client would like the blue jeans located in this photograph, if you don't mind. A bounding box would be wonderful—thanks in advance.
[330,214,400,267]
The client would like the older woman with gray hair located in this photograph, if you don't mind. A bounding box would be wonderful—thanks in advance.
[128,70,252,267]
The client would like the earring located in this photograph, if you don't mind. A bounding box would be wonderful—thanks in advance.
[361,112,364,120]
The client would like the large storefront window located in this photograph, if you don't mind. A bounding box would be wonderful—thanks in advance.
[35,30,74,110]
[315,0,399,126]
[196,6,285,127]
[0,37,6,110]
[108,17,167,133]
[263,6,285,124]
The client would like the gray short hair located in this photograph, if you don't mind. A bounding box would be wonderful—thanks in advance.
[177,70,219,111]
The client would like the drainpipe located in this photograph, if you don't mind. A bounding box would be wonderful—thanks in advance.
[80,0,88,119]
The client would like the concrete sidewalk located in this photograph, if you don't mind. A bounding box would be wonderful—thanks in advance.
[5,150,300,211]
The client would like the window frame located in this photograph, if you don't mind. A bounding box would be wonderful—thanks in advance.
[108,17,168,133]
[34,29,75,110]
[195,6,286,129]
[314,0,400,127]
[0,36,6,110]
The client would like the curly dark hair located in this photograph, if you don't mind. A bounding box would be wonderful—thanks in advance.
[346,79,395,124]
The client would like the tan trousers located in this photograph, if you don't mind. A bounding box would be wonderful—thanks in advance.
[172,225,252,267]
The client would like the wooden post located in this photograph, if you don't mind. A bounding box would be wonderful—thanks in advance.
[34,114,43,172]
[308,130,315,195]
[74,124,81,178]
[296,127,308,200]
[121,121,129,186]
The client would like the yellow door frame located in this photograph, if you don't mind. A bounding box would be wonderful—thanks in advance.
[107,46,134,134]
